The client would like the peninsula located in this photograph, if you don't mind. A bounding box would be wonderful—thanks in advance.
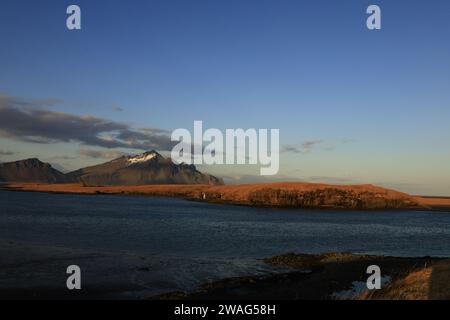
[3,182,450,211]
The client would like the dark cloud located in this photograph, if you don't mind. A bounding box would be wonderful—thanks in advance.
[0,95,175,151]
[282,140,322,153]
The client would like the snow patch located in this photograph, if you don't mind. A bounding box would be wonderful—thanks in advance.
[127,153,157,165]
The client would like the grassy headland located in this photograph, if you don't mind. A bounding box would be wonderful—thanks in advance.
[2,182,450,211]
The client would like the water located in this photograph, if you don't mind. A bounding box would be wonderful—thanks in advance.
[1,190,450,298]
[2,190,450,257]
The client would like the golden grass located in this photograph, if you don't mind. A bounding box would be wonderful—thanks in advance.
[3,181,415,200]
[414,196,450,208]
[2,181,433,209]
[361,261,450,300]
[4,182,450,210]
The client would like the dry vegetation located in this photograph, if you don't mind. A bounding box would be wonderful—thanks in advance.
[155,253,446,300]
[361,261,450,300]
[2,182,433,210]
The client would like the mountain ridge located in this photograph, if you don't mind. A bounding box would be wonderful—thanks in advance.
[0,151,223,186]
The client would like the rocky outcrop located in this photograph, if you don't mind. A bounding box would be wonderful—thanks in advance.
[244,187,418,209]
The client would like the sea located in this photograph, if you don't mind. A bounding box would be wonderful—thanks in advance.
[1,190,449,299]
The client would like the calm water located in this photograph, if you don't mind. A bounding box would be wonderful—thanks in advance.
[1,190,450,298]
[1,190,450,257]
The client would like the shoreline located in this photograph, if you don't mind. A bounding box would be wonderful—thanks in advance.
[153,253,450,300]
[2,182,450,212]
[1,242,448,300]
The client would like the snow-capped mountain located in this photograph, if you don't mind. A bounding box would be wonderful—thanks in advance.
[67,150,223,186]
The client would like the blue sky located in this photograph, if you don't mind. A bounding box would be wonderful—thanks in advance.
[1,0,450,195]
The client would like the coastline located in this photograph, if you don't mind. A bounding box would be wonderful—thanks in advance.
[2,182,450,211]
[1,240,448,300]
[3,182,450,299]
[153,253,450,300]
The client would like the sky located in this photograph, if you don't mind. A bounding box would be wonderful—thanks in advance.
[0,0,450,195]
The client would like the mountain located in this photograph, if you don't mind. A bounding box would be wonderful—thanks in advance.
[0,151,223,186]
[0,158,68,183]
[67,150,224,186]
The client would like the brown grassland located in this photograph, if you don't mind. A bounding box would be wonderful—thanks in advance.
[2,182,450,211]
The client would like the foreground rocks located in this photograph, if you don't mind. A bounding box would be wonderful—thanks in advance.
[154,253,446,300]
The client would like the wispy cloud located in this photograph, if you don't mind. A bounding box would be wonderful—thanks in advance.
[0,149,14,156]
[307,176,356,184]
[111,105,124,112]
[341,138,355,144]
[0,95,174,151]
[78,149,128,159]
[46,155,78,161]
[220,173,302,184]
[282,139,323,154]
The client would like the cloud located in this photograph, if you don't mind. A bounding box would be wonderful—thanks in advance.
[221,172,355,185]
[79,149,127,159]
[112,105,124,112]
[0,95,175,151]
[282,145,302,153]
[341,138,355,144]
[282,140,323,154]
[307,176,355,184]
[45,155,78,161]
[48,162,69,173]
[0,150,14,156]
[221,173,302,184]
[0,95,63,108]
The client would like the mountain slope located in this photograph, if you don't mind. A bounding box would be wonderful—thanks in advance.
[0,158,68,183]
[67,150,224,186]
